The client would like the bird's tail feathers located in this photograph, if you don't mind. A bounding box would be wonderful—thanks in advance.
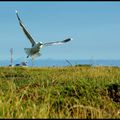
[24,48,31,55]
[31,52,41,59]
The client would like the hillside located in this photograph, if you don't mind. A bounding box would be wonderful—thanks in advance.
[0,66,120,118]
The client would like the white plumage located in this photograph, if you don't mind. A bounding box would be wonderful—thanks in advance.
[15,10,72,59]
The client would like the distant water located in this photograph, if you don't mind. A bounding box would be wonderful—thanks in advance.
[33,59,120,67]
[1,59,120,67]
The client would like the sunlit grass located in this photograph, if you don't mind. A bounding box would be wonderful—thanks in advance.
[0,66,120,118]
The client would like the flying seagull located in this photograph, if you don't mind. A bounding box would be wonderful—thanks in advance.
[15,10,72,59]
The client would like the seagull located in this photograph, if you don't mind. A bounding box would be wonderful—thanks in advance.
[15,10,72,59]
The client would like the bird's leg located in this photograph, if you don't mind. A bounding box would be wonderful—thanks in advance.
[32,58,34,67]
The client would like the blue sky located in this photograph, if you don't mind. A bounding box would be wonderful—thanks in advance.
[0,1,120,60]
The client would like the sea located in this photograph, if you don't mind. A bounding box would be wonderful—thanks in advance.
[1,59,120,67]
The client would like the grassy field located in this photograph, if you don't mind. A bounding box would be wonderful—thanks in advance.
[0,65,120,118]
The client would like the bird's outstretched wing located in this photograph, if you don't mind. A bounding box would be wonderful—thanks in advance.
[15,10,36,47]
[43,38,72,47]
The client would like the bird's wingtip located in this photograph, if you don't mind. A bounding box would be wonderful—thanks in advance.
[15,10,18,14]
[68,38,73,41]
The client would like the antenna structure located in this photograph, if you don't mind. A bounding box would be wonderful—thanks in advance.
[10,48,13,66]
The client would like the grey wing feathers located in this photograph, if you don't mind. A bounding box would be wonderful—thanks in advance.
[16,10,36,46]
[43,38,72,46]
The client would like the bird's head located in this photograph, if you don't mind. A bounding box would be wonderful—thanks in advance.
[35,42,43,48]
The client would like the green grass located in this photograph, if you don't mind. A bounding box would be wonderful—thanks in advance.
[0,66,120,118]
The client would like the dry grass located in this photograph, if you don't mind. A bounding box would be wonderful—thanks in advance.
[0,66,119,118]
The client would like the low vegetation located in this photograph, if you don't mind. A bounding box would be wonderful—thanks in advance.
[0,65,120,118]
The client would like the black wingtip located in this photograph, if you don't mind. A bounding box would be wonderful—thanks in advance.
[63,38,73,42]
[15,10,21,22]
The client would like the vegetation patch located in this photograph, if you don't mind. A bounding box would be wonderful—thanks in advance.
[107,83,120,103]
[0,66,120,118]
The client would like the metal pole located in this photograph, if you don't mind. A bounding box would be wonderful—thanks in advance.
[10,48,13,66]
